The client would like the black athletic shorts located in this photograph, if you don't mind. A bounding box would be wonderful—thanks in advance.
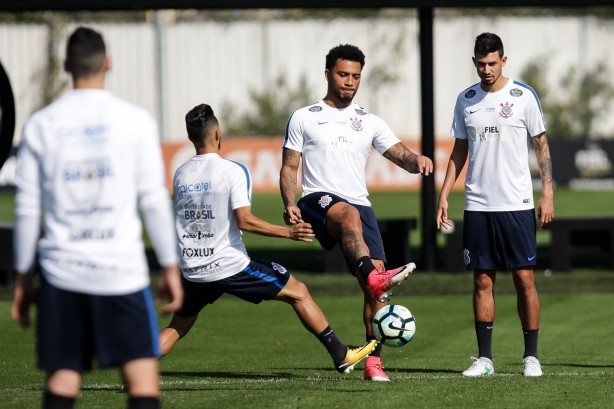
[297,191,386,263]
[463,209,537,271]
[176,258,291,317]
[37,275,160,373]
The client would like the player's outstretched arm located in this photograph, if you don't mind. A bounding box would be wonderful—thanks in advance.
[382,142,433,176]
[235,206,314,242]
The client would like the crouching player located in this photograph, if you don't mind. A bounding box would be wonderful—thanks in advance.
[159,104,376,373]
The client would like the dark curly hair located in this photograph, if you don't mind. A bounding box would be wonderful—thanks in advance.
[325,44,365,70]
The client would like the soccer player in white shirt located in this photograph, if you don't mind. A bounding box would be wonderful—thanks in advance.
[280,44,433,381]
[159,104,377,374]
[436,33,554,378]
[11,27,183,409]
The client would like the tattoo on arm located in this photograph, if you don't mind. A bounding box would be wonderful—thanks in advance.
[383,142,419,173]
[533,135,553,186]
[280,149,301,207]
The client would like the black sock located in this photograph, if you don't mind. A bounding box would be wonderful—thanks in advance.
[317,326,348,362]
[523,329,539,359]
[128,396,160,409]
[367,334,382,357]
[475,321,494,360]
[43,390,75,409]
[354,256,376,280]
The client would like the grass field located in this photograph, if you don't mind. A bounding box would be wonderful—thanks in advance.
[3,187,614,250]
[1,271,614,408]
[1,189,613,407]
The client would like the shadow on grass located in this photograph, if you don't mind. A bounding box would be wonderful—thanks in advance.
[161,370,294,379]
[546,363,614,369]
[388,367,459,375]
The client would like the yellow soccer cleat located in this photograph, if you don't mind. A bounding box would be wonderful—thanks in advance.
[334,339,378,373]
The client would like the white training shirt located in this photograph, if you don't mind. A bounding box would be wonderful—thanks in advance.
[451,79,547,211]
[283,100,401,206]
[14,89,177,295]
[173,153,251,282]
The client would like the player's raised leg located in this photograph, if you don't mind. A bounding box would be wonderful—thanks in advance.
[326,202,415,302]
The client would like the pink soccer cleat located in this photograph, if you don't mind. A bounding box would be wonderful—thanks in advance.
[367,262,416,302]
[364,356,391,382]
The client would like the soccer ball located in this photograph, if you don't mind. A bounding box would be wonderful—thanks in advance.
[372,304,416,347]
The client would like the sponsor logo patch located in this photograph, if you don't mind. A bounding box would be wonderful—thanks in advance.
[182,247,215,257]
[309,105,322,112]
[69,228,115,241]
[184,209,216,220]
[465,89,476,99]
[510,88,523,97]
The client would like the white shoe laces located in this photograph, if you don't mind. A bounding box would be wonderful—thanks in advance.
[523,356,542,370]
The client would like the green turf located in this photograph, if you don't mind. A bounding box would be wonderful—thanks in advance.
[1,274,613,408]
[3,188,614,248]
[237,188,614,251]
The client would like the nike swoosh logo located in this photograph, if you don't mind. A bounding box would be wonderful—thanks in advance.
[469,109,481,114]
[387,322,412,331]
[528,255,536,261]
[318,121,330,125]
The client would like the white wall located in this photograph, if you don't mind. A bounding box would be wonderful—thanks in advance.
[1,15,613,145]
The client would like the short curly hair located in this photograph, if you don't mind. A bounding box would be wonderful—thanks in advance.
[325,44,365,70]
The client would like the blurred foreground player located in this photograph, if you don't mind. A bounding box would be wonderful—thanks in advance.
[159,103,376,374]
[11,27,183,408]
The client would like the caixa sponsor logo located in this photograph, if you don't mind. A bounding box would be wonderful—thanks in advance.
[182,247,215,257]
[184,210,215,220]
[63,161,113,182]
[176,182,212,193]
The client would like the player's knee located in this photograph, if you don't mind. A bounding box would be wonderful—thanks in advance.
[513,269,536,289]
[282,276,311,303]
[474,274,494,292]
[338,205,362,231]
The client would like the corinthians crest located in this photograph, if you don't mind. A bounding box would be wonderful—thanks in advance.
[349,117,363,131]
[499,102,514,119]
